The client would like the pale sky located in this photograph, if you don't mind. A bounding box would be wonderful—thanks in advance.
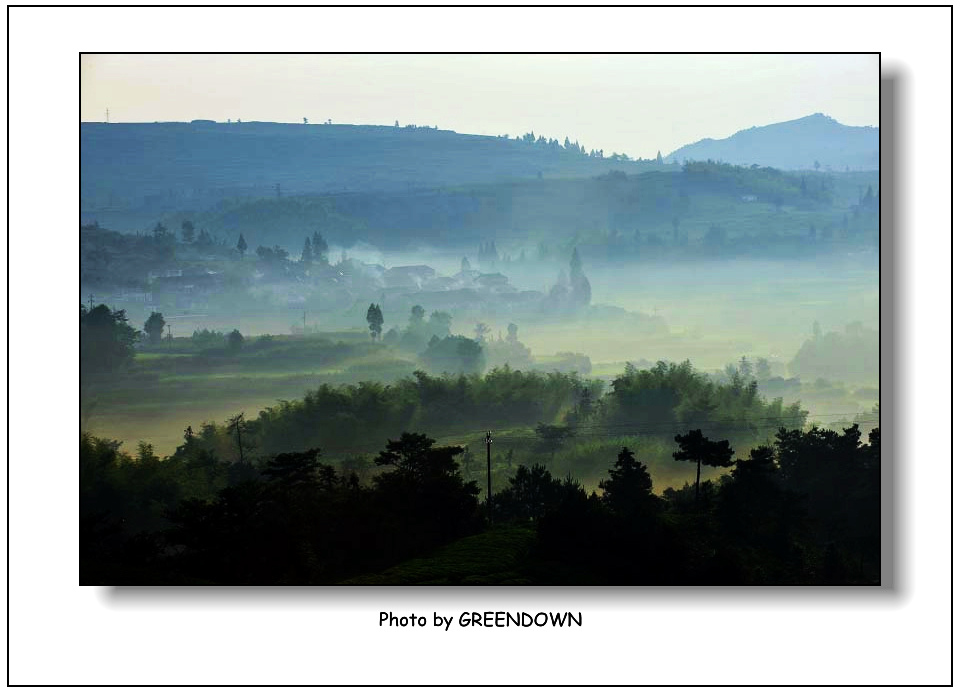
[81,54,878,160]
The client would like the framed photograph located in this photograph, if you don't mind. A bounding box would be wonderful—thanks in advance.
[80,53,880,588]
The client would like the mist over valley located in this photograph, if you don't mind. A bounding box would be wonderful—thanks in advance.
[80,75,880,586]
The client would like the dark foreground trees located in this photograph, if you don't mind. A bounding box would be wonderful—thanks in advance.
[531,425,879,585]
[80,420,879,585]
[82,432,482,584]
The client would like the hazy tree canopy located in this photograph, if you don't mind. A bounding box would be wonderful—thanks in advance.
[81,304,139,374]
[256,245,289,264]
[427,311,452,336]
[366,303,384,341]
[227,329,245,352]
[144,312,166,345]
[474,322,491,342]
[607,360,805,445]
[191,328,225,348]
[534,423,575,456]
[789,322,878,384]
[312,231,329,263]
[420,335,485,375]
[180,220,195,243]
[236,233,247,259]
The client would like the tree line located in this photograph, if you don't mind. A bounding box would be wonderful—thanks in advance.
[81,421,879,585]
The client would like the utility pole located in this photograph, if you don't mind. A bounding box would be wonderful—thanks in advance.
[88,293,94,310]
[485,430,493,524]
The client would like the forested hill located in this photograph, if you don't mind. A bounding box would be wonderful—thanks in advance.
[81,121,663,229]
[666,113,879,171]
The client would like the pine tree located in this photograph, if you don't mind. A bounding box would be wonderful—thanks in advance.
[673,430,734,503]
[599,447,655,517]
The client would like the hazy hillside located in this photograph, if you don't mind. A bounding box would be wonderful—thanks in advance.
[81,121,663,230]
[666,113,879,171]
[170,164,877,252]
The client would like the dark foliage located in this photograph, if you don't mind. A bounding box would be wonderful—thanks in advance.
[81,304,139,374]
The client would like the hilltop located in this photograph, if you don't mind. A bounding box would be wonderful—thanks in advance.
[666,113,879,171]
[81,121,663,230]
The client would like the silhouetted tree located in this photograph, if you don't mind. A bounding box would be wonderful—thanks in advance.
[236,234,247,260]
[301,237,313,264]
[494,464,564,522]
[774,424,876,567]
[372,432,481,554]
[714,446,806,579]
[226,413,250,464]
[673,429,734,503]
[599,447,657,518]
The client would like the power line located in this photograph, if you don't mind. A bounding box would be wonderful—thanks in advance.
[458,411,879,439]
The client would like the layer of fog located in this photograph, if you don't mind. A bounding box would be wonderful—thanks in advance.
[334,243,877,365]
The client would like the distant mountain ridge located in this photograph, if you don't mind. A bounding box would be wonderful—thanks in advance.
[666,113,878,171]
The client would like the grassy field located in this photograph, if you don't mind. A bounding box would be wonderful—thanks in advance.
[342,526,537,585]
[83,334,418,455]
